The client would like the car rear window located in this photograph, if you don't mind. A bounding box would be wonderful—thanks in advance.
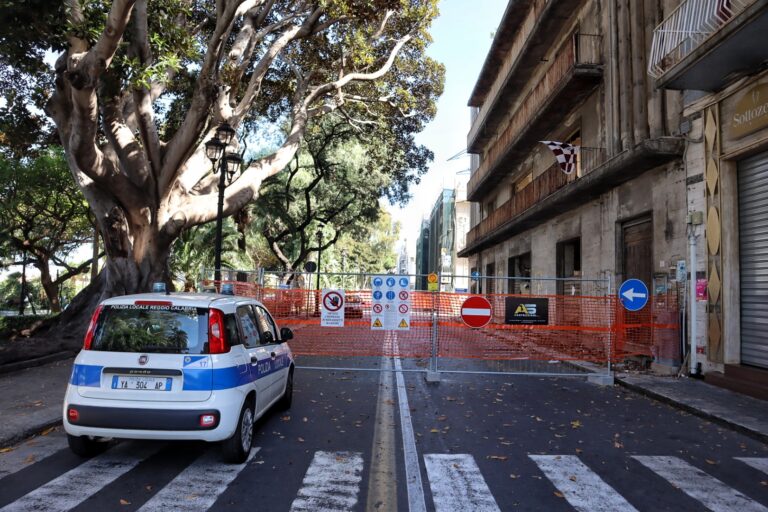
[90,304,208,354]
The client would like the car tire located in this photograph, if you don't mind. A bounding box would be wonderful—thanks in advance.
[222,400,254,464]
[277,369,293,411]
[67,434,107,457]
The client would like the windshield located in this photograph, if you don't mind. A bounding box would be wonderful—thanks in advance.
[91,304,208,354]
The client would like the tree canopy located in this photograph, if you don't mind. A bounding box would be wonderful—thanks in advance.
[0,148,96,312]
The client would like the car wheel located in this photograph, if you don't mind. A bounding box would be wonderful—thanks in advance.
[67,434,107,457]
[277,369,293,411]
[222,400,254,464]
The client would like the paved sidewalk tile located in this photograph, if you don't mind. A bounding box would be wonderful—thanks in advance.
[0,358,73,447]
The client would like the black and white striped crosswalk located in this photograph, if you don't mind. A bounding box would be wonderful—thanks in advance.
[1,443,767,511]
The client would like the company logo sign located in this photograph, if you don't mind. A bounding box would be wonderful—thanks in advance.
[505,298,549,325]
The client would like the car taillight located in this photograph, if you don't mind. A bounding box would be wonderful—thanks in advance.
[68,407,79,423]
[83,305,103,350]
[208,308,229,354]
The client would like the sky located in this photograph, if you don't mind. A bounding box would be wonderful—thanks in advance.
[386,0,508,257]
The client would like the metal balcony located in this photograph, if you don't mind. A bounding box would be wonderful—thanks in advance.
[460,138,684,257]
[649,0,768,90]
[467,33,603,202]
[467,0,592,154]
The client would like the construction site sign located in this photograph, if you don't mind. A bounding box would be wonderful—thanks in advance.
[321,289,345,327]
[371,275,410,330]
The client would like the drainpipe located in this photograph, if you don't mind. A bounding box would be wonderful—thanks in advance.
[688,211,703,376]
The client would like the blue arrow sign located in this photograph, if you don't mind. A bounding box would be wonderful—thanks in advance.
[619,279,649,312]
[372,277,383,287]
[386,277,396,288]
[373,290,383,300]
[399,277,409,288]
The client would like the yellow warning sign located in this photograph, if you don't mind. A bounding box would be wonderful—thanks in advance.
[399,318,409,328]
[372,318,383,328]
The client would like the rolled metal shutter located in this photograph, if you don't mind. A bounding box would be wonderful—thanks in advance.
[739,151,768,369]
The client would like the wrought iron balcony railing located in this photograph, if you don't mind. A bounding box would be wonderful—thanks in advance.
[467,33,602,200]
[465,148,606,249]
[648,0,756,78]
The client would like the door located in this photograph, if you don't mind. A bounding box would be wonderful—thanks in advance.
[738,152,768,369]
[235,304,273,412]
[622,217,653,286]
[252,304,284,405]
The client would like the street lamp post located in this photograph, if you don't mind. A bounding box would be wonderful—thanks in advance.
[205,123,243,286]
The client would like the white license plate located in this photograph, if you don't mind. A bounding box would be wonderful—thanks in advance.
[111,375,172,391]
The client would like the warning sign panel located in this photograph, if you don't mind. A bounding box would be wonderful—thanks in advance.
[371,274,410,330]
[321,289,345,327]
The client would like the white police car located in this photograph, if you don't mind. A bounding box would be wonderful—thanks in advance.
[63,284,294,463]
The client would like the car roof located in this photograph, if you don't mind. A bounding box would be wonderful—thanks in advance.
[100,292,266,309]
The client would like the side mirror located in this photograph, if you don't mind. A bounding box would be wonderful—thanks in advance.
[280,327,294,341]
[260,331,274,344]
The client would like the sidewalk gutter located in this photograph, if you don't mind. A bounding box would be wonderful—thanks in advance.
[616,374,768,444]
[0,351,76,376]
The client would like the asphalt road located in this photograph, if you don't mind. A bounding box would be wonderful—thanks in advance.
[1,355,767,511]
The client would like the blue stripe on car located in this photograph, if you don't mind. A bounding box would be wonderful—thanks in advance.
[71,354,291,390]
[70,364,104,387]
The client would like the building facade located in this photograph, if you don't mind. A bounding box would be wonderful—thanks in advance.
[648,0,768,396]
[459,0,687,364]
[415,185,471,291]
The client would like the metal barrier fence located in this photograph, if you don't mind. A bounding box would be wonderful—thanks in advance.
[200,270,680,378]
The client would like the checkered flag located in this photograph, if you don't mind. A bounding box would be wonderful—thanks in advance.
[539,141,580,175]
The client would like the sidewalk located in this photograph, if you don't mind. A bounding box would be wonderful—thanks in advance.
[617,373,768,443]
[0,357,766,448]
[0,358,72,448]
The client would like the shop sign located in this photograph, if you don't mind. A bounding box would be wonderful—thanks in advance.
[730,82,768,139]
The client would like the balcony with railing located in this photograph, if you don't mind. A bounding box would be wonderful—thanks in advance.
[467,33,603,202]
[462,148,606,253]
[467,0,594,153]
[649,0,768,90]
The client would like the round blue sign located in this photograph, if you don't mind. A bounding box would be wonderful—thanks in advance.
[372,277,383,287]
[619,279,649,312]
[373,290,383,300]
[386,277,396,288]
[471,271,480,281]
[386,290,396,300]
[399,277,409,288]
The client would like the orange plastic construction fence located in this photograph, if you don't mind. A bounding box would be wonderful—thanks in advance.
[206,281,679,364]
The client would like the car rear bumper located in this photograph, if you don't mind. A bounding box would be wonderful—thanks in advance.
[63,386,246,442]
[67,404,221,431]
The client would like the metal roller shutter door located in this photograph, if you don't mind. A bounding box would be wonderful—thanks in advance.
[739,151,768,369]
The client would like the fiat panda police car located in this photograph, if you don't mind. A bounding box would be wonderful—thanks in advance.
[63,284,294,463]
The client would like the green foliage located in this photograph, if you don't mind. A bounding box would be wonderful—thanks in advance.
[0,314,55,340]
[0,272,45,311]
[169,219,252,290]
[0,148,92,265]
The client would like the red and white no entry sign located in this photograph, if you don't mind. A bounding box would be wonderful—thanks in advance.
[461,296,492,328]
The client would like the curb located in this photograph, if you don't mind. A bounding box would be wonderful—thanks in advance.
[0,351,76,376]
[0,417,62,449]
[615,377,768,444]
